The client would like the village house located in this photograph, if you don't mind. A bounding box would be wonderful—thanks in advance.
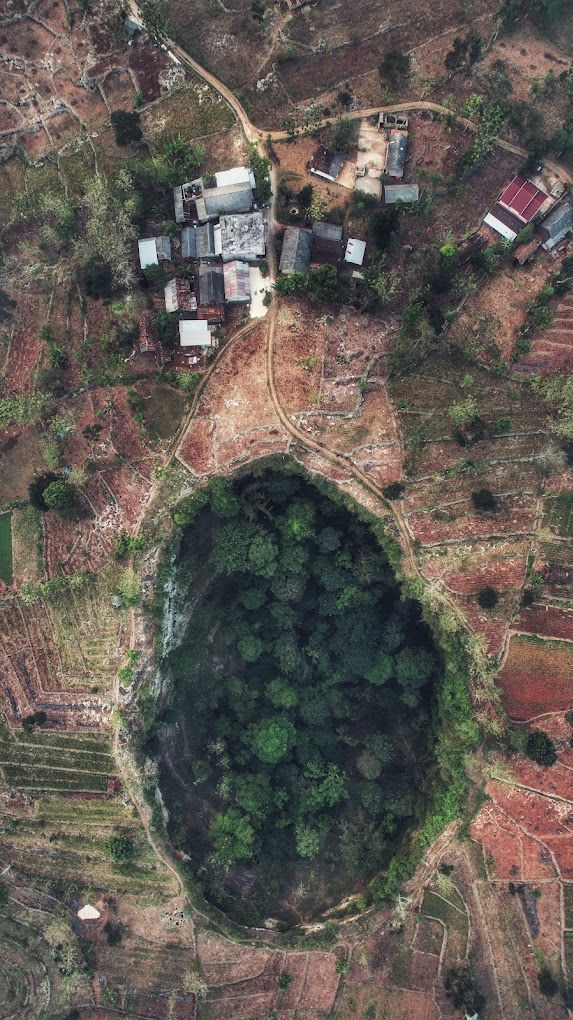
[223,260,252,302]
[138,236,172,269]
[484,176,553,241]
[311,221,343,265]
[279,226,312,275]
[181,222,222,258]
[198,263,225,305]
[164,277,197,313]
[220,211,266,261]
[378,113,409,181]
[178,320,215,348]
[309,147,345,184]
[174,166,256,224]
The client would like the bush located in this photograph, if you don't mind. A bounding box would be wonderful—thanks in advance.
[382,481,405,500]
[379,50,411,88]
[106,832,135,864]
[278,972,291,989]
[42,480,76,512]
[538,968,559,997]
[111,110,142,146]
[526,730,557,767]
[471,488,498,513]
[477,586,499,609]
[29,471,59,511]
[83,257,113,300]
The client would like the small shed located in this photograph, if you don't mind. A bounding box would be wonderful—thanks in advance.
[223,261,251,302]
[384,184,419,204]
[279,226,312,275]
[138,238,159,269]
[179,320,214,347]
[138,236,171,269]
[344,238,366,266]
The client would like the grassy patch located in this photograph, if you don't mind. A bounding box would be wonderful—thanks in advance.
[141,82,234,147]
[422,888,468,934]
[0,512,13,584]
[544,492,573,538]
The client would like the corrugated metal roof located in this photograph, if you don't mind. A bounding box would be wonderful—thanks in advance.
[386,133,408,178]
[279,226,312,275]
[223,260,252,302]
[312,221,343,242]
[214,167,251,188]
[179,320,213,347]
[138,238,158,269]
[155,236,172,261]
[542,199,573,240]
[499,177,547,223]
[344,238,366,265]
[484,203,522,240]
[198,263,225,305]
[384,184,420,204]
[173,186,185,224]
[164,279,178,313]
[203,186,253,218]
[181,227,197,259]
[196,223,217,259]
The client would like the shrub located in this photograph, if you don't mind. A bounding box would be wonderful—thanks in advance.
[106,832,135,864]
[379,50,411,88]
[278,972,291,989]
[111,110,142,146]
[471,488,497,512]
[382,481,405,500]
[477,586,499,609]
[526,730,557,767]
[42,480,76,512]
[538,968,559,997]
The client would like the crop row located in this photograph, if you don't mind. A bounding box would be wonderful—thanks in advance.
[1,764,111,792]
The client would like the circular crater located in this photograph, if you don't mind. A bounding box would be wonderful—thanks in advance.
[146,465,444,927]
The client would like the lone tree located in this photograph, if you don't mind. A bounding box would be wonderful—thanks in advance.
[382,481,405,500]
[526,730,557,767]
[471,488,498,513]
[42,480,76,512]
[477,586,499,609]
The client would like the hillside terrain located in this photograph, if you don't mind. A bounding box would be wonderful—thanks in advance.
[0,0,572,1018]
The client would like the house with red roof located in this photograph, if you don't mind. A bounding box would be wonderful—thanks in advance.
[484,176,553,242]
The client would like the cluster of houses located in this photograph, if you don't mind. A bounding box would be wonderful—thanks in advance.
[136,166,267,368]
[482,173,573,261]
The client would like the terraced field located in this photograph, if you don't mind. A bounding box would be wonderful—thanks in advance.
[0,730,116,794]
[520,290,573,376]
[0,572,125,728]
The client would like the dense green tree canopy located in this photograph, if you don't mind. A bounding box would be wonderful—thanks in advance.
[154,467,442,923]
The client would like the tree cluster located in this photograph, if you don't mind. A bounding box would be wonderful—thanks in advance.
[157,469,441,916]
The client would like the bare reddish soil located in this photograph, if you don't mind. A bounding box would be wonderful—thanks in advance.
[179,323,289,476]
[515,604,573,642]
[500,635,573,719]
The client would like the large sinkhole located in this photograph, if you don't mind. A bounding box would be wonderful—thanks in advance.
[149,464,444,927]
